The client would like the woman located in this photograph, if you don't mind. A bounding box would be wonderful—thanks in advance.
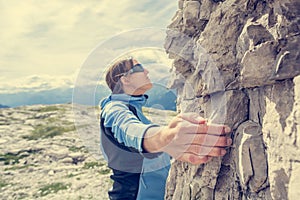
[100,57,231,200]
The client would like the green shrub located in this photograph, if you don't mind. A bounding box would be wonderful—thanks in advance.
[65,173,82,178]
[98,169,111,175]
[23,124,76,140]
[39,182,71,197]
[68,146,86,153]
[37,106,64,112]
[83,161,104,169]
[0,179,9,189]
[0,152,29,165]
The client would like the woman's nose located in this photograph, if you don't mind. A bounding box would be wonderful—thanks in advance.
[144,68,149,74]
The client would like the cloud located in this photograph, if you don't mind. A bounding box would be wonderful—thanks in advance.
[0,74,74,94]
[0,0,177,88]
[71,27,175,95]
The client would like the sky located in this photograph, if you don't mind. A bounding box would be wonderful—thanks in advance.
[0,0,178,93]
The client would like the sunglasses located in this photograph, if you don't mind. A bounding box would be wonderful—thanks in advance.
[115,64,145,77]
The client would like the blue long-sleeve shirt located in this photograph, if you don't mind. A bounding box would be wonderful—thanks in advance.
[100,94,171,200]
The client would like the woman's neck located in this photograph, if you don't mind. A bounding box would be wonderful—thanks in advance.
[124,88,145,96]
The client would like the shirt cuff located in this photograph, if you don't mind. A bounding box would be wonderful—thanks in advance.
[139,124,163,159]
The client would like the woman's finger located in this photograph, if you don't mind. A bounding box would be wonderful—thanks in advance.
[178,133,231,147]
[182,123,231,135]
[177,154,211,165]
[178,112,206,124]
[185,145,227,157]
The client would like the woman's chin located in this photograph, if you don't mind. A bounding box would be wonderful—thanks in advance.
[145,83,153,90]
[137,83,153,93]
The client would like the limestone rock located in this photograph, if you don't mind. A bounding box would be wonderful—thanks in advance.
[234,121,268,193]
[240,41,277,87]
[165,0,300,199]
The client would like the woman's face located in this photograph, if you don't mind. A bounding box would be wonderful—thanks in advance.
[124,59,153,95]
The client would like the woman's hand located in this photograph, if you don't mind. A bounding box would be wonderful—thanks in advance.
[143,113,232,165]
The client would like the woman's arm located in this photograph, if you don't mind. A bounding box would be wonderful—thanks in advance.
[102,102,159,152]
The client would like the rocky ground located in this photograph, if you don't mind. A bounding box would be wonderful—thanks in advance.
[0,104,175,200]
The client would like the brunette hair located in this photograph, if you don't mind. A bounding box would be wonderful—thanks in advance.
[105,57,134,94]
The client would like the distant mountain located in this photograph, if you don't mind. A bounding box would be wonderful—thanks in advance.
[0,85,177,110]
[145,84,177,111]
[0,86,110,108]
[0,88,74,108]
[0,104,9,108]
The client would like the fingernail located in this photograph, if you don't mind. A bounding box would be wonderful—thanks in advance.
[225,127,231,132]
[189,155,195,163]
[221,149,227,155]
[227,138,232,145]
[197,117,206,124]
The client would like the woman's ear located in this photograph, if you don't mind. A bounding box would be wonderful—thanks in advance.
[120,76,130,86]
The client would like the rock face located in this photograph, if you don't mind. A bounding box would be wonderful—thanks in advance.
[165,0,299,199]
